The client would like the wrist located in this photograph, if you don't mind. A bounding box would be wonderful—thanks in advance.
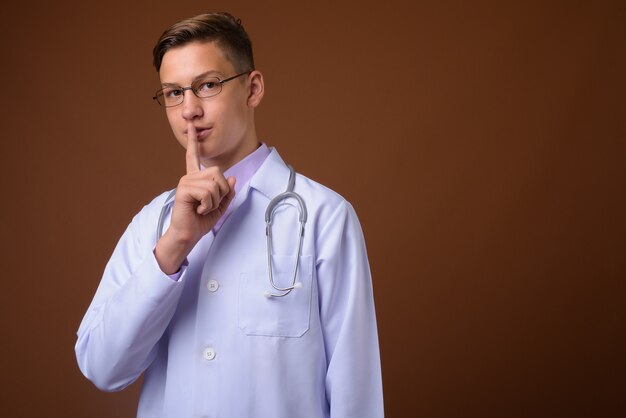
[154,231,197,275]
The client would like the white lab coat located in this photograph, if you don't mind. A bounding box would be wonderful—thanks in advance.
[76,148,383,417]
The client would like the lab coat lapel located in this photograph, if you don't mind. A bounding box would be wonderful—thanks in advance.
[208,148,290,241]
[249,148,291,200]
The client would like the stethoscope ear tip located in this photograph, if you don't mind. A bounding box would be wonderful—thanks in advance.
[293,282,303,289]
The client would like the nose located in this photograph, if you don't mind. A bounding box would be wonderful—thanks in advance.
[181,88,203,120]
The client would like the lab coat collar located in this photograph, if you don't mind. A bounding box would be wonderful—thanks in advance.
[249,147,291,201]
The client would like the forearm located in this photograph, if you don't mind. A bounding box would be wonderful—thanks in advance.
[76,251,185,391]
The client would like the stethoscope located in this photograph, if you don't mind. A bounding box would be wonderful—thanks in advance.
[156,165,307,298]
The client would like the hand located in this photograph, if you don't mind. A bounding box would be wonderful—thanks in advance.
[154,123,236,274]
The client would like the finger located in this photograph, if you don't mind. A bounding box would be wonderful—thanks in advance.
[216,177,237,212]
[226,176,236,196]
[179,184,213,211]
[185,122,200,174]
[198,176,236,216]
[196,194,215,215]
[205,169,232,200]
[196,182,220,215]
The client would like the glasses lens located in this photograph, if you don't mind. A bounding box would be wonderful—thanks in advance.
[194,77,222,98]
[155,87,184,107]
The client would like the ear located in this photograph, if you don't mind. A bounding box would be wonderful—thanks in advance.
[247,70,265,108]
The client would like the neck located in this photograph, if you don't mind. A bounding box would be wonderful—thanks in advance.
[200,138,261,172]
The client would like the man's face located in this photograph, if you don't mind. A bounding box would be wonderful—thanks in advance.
[159,41,261,170]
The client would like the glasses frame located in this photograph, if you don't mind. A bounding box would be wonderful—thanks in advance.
[153,71,252,107]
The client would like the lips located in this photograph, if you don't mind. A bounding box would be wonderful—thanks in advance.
[196,127,212,140]
[185,126,212,140]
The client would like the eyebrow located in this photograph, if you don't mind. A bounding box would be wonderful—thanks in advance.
[160,70,225,87]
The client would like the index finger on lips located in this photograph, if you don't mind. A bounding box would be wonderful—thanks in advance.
[185,122,200,174]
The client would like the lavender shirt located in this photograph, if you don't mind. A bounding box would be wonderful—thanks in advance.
[166,143,270,280]
[213,142,271,233]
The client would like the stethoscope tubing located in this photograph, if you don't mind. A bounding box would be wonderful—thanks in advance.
[156,165,307,298]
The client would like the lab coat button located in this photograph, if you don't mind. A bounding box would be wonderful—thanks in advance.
[203,346,216,361]
[207,280,219,292]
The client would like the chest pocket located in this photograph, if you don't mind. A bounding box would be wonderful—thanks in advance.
[238,254,313,338]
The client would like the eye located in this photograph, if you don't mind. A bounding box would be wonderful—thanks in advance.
[197,78,220,93]
[164,88,183,98]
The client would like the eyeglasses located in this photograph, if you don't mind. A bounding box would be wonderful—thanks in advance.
[153,71,251,107]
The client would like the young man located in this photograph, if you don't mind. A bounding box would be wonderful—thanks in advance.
[76,13,383,418]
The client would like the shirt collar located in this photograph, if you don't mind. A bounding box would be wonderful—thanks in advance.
[211,143,271,233]
[249,147,292,200]
[163,144,275,208]
[222,143,271,195]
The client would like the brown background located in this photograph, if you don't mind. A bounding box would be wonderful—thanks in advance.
[1,0,624,417]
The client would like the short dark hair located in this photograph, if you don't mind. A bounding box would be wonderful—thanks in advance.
[152,12,255,73]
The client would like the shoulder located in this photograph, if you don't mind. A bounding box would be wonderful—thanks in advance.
[136,189,175,220]
[265,148,355,213]
[291,171,364,241]
[258,147,349,207]
[124,189,175,243]
[293,171,348,210]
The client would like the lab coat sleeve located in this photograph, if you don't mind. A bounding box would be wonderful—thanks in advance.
[317,200,384,417]
[75,199,187,392]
